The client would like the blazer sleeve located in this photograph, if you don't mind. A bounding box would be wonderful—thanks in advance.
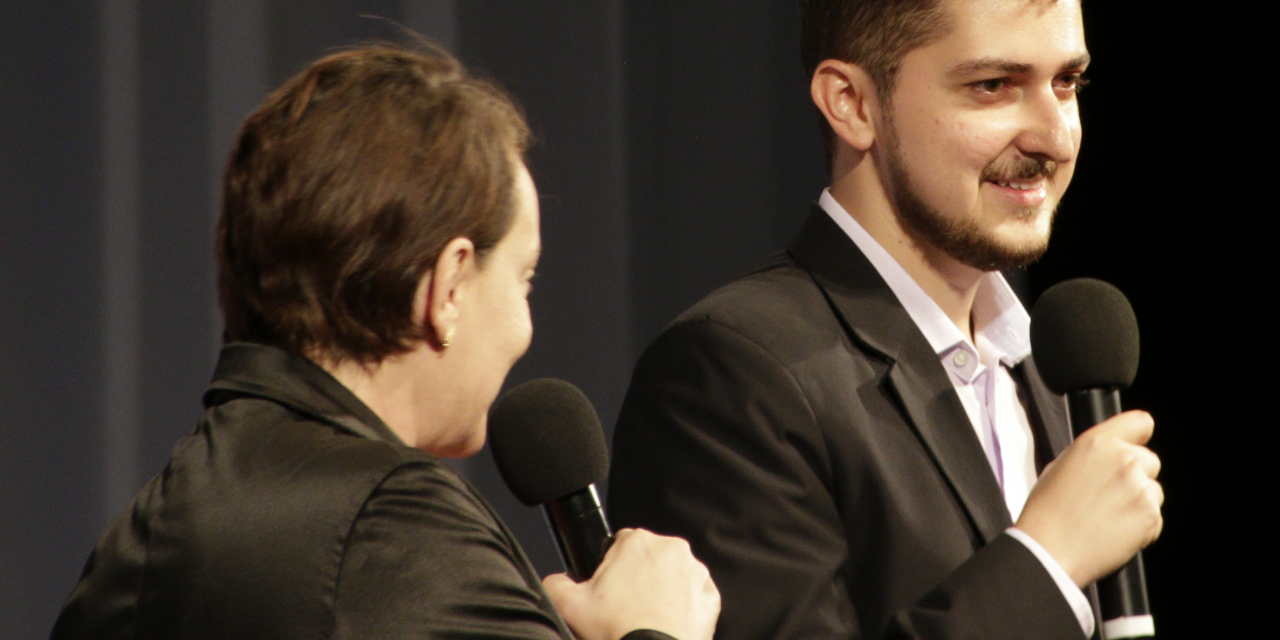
[610,319,855,639]
[885,534,1086,640]
[331,462,572,640]
[609,319,1085,640]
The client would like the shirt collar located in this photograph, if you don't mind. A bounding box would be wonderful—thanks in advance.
[203,342,405,446]
[817,189,1030,368]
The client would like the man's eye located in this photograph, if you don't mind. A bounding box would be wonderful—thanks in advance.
[1058,74,1090,93]
[975,78,1007,94]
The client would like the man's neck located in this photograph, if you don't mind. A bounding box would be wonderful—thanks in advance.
[829,152,985,340]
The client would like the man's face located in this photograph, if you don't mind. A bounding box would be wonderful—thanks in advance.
[881,0,1088,271]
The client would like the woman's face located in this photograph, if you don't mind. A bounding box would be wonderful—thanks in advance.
[445,162,541,455]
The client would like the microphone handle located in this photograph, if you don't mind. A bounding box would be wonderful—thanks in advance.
[1067,389,1154,639]
[543,484,615,582]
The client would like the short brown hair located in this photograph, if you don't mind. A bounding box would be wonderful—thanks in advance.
[800,0,950,151]
[218,44,530,363]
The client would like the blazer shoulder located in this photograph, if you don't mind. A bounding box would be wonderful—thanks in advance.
[667,250,839,353]
[55,397,474,639]
[332,450,569,638]
[203,395,408,487]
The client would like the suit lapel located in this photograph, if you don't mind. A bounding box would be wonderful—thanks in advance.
[1013,356,1072,468]
[884,337,1014,543]
[788,207,1012,545]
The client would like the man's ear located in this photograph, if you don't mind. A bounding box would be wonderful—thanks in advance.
[810,60,881,152]
[417,237,477,351]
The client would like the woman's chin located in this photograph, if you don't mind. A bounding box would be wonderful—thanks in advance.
[427,426,487,459]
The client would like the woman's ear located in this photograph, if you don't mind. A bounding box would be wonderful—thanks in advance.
[417,237,477,351]
[810,60,882,153]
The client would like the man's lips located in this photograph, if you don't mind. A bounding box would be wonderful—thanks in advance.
[984,178,1048,206]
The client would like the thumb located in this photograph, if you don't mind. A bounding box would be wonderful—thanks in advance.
[543,572,597,637]
[1094,410,1153,445]
[542,572,577,598]
[542,573,583,614]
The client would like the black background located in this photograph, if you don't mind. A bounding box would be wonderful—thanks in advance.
[1026,3,1264,635]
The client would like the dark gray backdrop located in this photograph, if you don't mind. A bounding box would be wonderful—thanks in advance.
[0,1,1253,637]
[0,2,823,636]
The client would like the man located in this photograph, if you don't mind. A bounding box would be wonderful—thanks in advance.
[609,1,1163,638]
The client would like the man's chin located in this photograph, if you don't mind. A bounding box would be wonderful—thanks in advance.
[982,208,1055,264]
[958,233,1050,271]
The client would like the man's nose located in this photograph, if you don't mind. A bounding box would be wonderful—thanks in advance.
[1015,86,1078,164]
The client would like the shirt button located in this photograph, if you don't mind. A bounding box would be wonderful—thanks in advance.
[952,350,970,367]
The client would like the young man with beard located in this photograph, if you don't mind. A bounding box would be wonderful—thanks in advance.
[608,1,1164,638]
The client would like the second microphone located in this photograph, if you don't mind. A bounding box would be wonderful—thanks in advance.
[489,378,614,582]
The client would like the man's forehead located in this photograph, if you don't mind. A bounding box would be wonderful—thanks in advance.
[930,0,1087,70]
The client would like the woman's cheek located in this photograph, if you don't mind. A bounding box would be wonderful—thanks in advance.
[499,287,533,361]
[513,300,533,358]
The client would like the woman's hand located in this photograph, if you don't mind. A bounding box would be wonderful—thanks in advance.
[542,528,720,640]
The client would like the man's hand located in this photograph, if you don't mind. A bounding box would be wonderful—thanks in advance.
[1016,410,1164,587]
[542,528,720,640]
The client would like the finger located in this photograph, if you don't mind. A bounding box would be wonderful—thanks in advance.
[705,581,723,615]
[655,532,693,557]
[1146,512,1164,546]
[597,529,665,581]
[541,573,583,612]
[610,528,639,547]
[541,574,588,629]
[1133,446,1161,479]
[594,534,630,573]
[1146,479,1164,508]
[541,572,575,595]
[704,572,721,599]
[1094,410,1154,445]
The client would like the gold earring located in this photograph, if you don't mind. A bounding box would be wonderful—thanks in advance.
[440,327,456,349]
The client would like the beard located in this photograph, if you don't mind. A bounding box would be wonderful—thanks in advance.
[882,125,1057,272]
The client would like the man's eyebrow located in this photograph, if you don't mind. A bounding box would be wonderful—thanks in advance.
[947,53,1092,78]
[1060,53,1091,72]
[948,58,1033,77]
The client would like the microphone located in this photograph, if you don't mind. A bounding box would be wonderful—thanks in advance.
[488,378,614,582]
[1030,278,1153,640]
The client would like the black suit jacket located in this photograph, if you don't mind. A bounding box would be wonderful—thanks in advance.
[609,208,1088,640]
[52,343,670,640]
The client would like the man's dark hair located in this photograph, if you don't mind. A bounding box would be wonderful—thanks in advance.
[799,0,950,152]
[218,44,530,363]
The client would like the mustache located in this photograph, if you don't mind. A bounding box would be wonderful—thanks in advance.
[980,156,1057,182]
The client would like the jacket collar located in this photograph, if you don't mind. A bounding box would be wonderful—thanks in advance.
[1014,356,1073,461]
[203,342,405,446]
[788,206,1014,543]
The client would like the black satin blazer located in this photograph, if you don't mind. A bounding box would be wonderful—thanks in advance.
[610,208,1093,640]
[52,343,575,639]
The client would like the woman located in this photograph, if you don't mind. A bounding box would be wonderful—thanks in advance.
[51,44,719,640]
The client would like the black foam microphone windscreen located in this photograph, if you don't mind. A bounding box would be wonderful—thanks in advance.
[1030,277,1140,394]
[489,378,609,505]
[1030,278,1153,639]
[489,378,613,580]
